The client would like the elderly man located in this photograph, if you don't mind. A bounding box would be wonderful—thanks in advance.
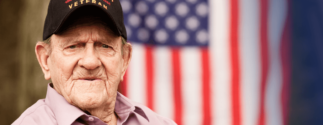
[13,0,176,125]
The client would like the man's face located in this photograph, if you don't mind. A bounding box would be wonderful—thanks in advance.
[43,23,130,109]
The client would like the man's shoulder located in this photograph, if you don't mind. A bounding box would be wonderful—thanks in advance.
[131,101,177,125]
[12,99,57,125]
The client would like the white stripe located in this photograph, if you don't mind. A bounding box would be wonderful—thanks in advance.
[127,43,146,105]
[209,0,232,125]
[239,0,261,125]
[266,0,287,125]
[153,47,174,120]
[180,47,203,125]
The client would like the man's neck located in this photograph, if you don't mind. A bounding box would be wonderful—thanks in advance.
[85,102,118,125]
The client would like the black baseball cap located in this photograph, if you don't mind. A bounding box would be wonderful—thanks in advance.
[43,0,127,41]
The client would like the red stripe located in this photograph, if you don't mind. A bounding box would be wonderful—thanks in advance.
[201,48,212,125]
[171,48,182,125]
[230,0,241,125]
[145,46,154,110]
[280,0,291,124]
[258,0,269,125]
[120,71,128,96]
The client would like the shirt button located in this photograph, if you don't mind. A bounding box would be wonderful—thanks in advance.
[88,117,94,121]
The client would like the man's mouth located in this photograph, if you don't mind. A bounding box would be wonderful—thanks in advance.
[79,77,101,81]
[84,79,96,81]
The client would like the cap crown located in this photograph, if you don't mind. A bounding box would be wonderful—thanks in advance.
[43,0,127,40]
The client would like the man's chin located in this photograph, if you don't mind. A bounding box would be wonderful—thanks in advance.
[69,92,108,109]
[69,91,108,109]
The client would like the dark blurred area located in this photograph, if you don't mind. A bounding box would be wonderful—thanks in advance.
[290,0,323,125]
[1,0,323,125]
[0,0,50,124]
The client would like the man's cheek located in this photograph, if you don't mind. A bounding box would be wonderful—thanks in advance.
[106,60,123,76]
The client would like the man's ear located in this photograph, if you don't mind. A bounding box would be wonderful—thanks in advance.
[121,43,132,81]
[35,41,51,80]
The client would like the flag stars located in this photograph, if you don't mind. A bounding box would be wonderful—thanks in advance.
[155,29,169,43]
[196,2,208,17]
[123,0,209,46]
[145,15,159,29]
[186,0,197,4]
[128,14,141,28]
[176,2,189,17]
[138,28,150,42]
[121,0,132,13]
[125,25,132,38]
[155,2,168,17]
[186,16,200,31]
[166,0,177,4]
[165,16,179,30]
[146,0,155,3]
[176,30,189,44]
[196,29,208,44]
[136,1,148,15]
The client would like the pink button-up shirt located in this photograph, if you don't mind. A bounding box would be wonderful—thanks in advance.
[12,84,176,125]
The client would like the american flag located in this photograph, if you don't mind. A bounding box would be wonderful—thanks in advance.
[119,0,290,125]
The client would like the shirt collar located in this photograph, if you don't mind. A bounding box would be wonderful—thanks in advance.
[45,83,85,125]
[45,83,149,124]
[114,92,149,122]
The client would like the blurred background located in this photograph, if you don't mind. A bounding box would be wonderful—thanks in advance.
[0,0,323,125]
[0,0,50,124]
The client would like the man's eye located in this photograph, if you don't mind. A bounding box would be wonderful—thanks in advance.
[69,45,77,49]
[102,44,110,48]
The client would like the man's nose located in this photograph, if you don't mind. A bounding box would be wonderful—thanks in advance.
[78,44,101,70]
